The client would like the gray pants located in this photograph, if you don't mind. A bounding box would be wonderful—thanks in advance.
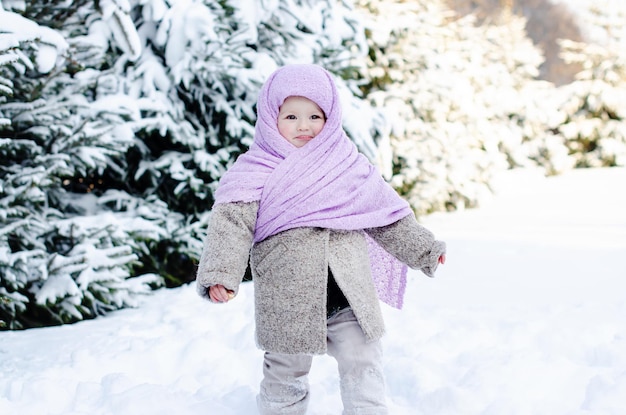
[257,308,388,415]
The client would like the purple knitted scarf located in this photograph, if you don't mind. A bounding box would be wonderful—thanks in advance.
[214,64,412,308]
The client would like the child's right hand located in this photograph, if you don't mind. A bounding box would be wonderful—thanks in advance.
[209,284,235,303]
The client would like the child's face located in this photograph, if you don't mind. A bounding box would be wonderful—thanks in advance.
[277,96,326,148]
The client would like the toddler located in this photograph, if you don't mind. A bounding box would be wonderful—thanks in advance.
[196,64,446,415]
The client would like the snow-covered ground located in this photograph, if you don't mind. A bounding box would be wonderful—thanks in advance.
[1,167,625,415]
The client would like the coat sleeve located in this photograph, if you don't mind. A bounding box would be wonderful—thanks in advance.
[195,201,258,300]
[365,214,446,278]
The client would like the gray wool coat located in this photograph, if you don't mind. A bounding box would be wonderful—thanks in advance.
[196,201,446,355]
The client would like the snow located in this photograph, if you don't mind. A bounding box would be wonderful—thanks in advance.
[555,0,626,44]
[0,9,68,72]
[1,167,625,415]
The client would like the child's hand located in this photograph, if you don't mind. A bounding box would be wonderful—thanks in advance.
[209,284,235,303]
[438,254,446,265]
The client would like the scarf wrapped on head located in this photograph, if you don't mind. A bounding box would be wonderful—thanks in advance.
[214,64,412,308]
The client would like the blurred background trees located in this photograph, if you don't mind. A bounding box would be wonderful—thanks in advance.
[446,0,585,85]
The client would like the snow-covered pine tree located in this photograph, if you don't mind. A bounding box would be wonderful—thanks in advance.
[356,0,550,215]
[0,2,164,329]
[1,0,385,329]
[553,2,626,168]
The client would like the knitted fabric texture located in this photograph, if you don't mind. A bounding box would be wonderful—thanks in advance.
[214,64,412,308]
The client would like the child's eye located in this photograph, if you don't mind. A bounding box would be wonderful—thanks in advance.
[286,115,296,120]
[311,115,323,120]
